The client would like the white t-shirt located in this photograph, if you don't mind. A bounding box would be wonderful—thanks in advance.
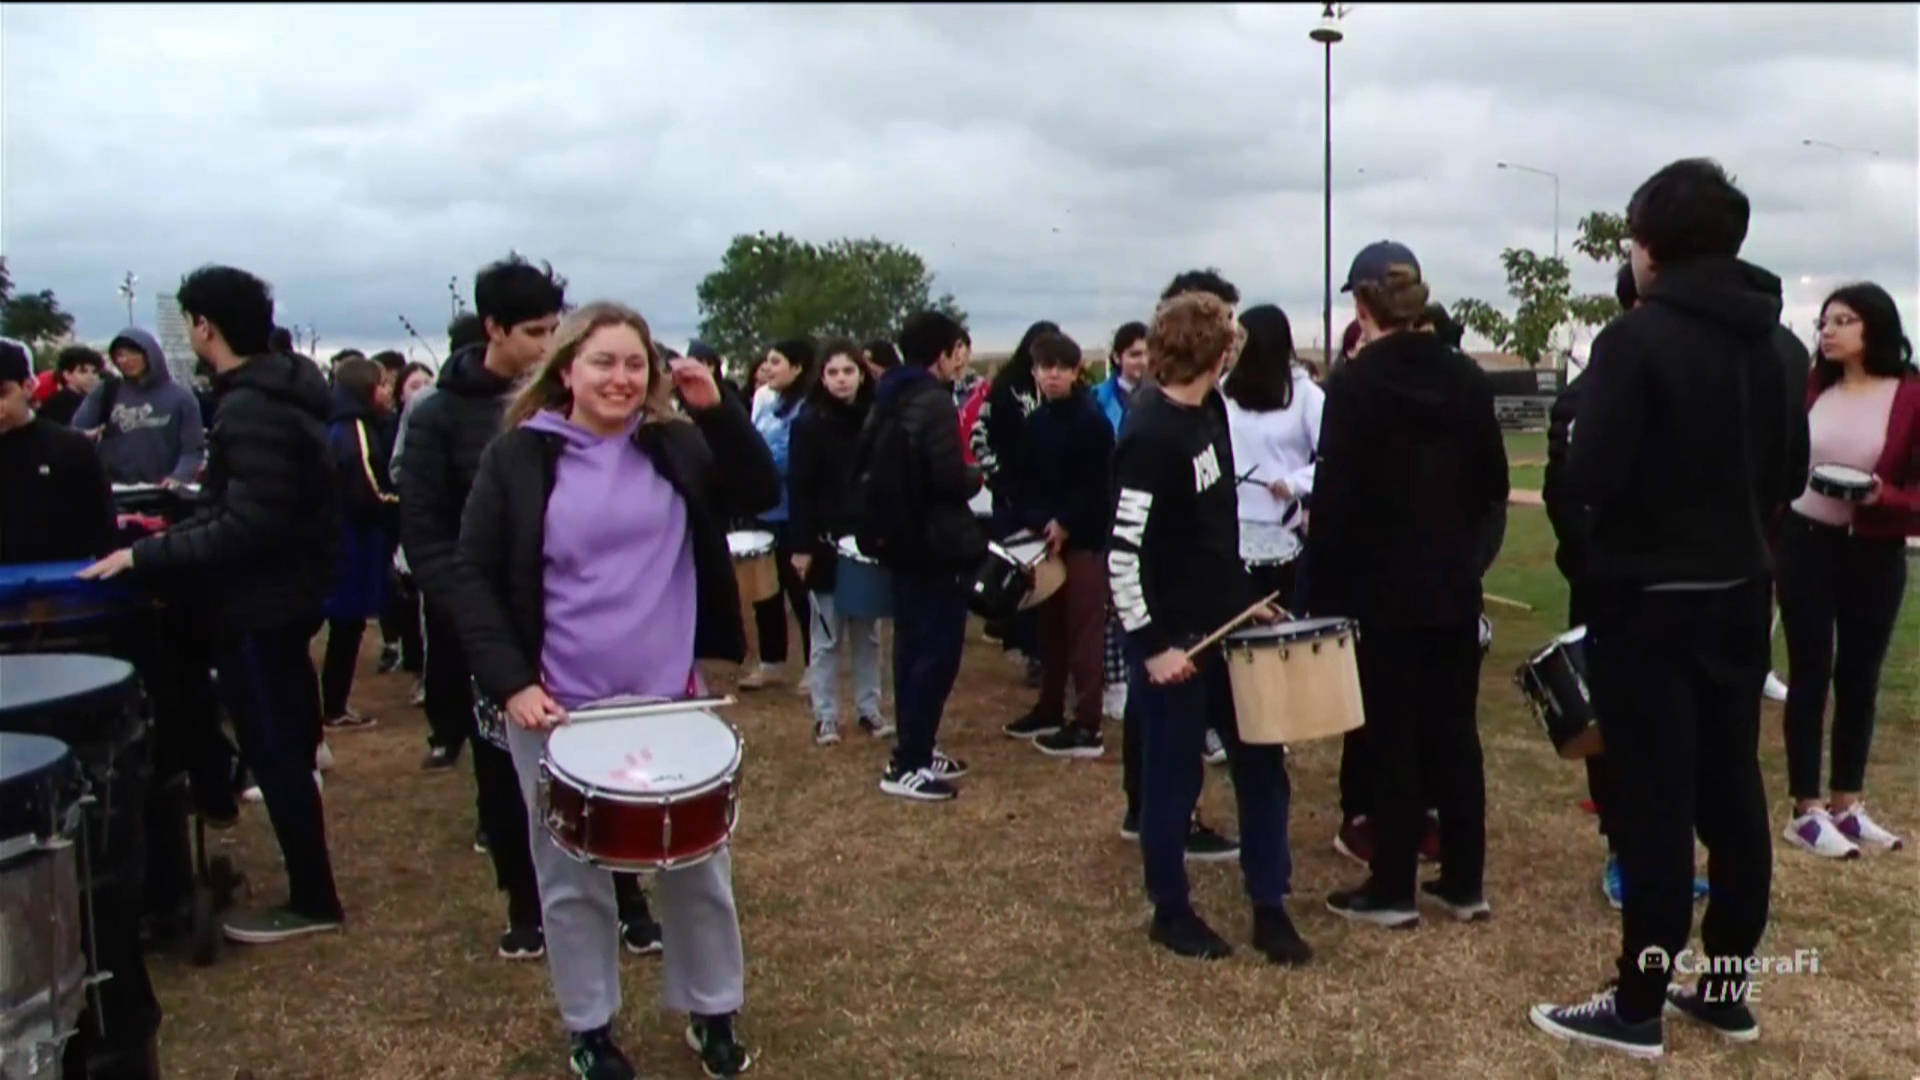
[1225,369,1325,525]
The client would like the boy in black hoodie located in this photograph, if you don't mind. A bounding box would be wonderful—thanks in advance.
[1529,159,1807,1060]
[1001,331,1115,758]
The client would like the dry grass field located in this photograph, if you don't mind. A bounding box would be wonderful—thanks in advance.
[146,497,1919,1080]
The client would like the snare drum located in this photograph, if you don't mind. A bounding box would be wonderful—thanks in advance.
[0,732,88,1076]
[1515,626,1603,760]
[1808,463,1876,503]
[969,533,1065,621]
[538,704,744,873]
[1239,520,1302,568]
[1221,617,1366,745]
[833,537,893,621]
[726,530,779,604]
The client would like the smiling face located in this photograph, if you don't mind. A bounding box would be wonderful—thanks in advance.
[760,349,799,391]
[820,352,863,402]
[1115,339,1148,383]
[1817,300,1865,365]
[561,323,652,434]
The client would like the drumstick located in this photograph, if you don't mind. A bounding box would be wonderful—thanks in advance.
[563,695,738,725]
[1483,591,1534,612]
[1183,591,1286,661]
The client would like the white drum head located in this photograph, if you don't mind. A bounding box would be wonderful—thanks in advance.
[1812,463,1874,486]
[1003,539,1048,566]
[836,535,878,564]
[546,711,739,796]
[727,531,774,558]
[1239,520,1302,564]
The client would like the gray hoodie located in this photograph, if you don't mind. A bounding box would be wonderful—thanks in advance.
[71,327,207,485]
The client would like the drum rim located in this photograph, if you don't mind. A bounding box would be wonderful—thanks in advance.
[725,530,776,556]
[834,535,884,565]
[1526,625,1588,663]
[1225,616,1353,644]
[545,718,743,804]
[1810,462,1874,486]
[0,654,140,715]
[564,838,728,874]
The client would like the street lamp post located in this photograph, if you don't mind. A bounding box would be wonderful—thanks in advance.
[1310,4,1347,370]
[1801,138,1882,157]
[117,272,138,325]
[1496,161,1561,262]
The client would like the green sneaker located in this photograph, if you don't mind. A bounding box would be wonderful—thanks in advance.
[222,905,342,944]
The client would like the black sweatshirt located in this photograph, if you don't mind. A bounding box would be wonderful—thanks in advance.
[1566,257,1808,587]
[1107,385,1254,658]
[0,419,115,565]
[1014,388,1114,551]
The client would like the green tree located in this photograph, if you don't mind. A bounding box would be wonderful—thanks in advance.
[0,287,75,348]
[1451,212,1628,368]
[695,233,965,373]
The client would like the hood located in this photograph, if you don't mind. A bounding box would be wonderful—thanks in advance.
[328,384,380,424]
[107,327,172,387]
[1341,331,1478,435]
[437,343,518,399]
[1038,385,1089,414]
[1645,257,1784,340]
[804,388,870,430]
[876,363,937,406]
[523,407,639,450]
[217,352,332,422]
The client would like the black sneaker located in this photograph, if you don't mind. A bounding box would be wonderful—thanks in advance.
[1148,907,1232,960]
[1035,726,1104,759]
[928,749,968,781]
[1003,711,1061,740]
[1119,808,1140,841]
[1185,821,1240,863]
[1251,904,1312,966]
[1419,880,1492,923]
[376,644,402,674]
[1663,983,1759,1043]
[568,1026,638,1080]
[621,911,663,955]
[1326,885,1419,929]
[879,765,955,802]
[421,745,460,771]
[1528,985,1663,1059]
[685,1013,755,1078]
[498,923,545,960]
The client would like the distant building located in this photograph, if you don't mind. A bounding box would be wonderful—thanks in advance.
[155,294,197,384]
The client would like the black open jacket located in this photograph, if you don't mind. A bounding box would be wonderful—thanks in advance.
[787,390,871,590]
[447,389,778,707]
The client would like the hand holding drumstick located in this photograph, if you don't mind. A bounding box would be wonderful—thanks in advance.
[1145,591,1287,685]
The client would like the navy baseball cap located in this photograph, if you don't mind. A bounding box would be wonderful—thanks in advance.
[1341,240,1422,292]
[0,337,31,385]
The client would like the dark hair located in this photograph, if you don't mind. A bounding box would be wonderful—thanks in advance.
[806,339,874,412]
[998,320,1061,389]
[766,338,816,413]
[396,361,435,405]
[1353,265,1430,332]
[56,345,104,375]
[328,349,366,367]
[473,254,567,334]
[1340,319,1363,358]
[1614,264,1639,310]
[897,311,967,368]
[1813,281,1916,390]
[655,343,682,362]
[862,338,900,371]
[447,312,486,354]
[1626,158,1749,267]
[268,327,294,354]
[333,356,383,407]
[1111,321,1148,358]
[1161,268,1240,306]
[1029,330,1082,371]
[1222,304,1297,412]
[369,350,406,374]
[176,265,275,356]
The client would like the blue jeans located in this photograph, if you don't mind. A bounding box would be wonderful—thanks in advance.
[890,571,969,773]
[1126,639,1293,912]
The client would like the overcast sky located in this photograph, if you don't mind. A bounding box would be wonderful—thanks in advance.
[3,3,1915,362]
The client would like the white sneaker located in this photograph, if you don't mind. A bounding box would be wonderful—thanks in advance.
[1784,807,1860,859]
[1833,804,1904,851]
[240,771,324,806]
[315,742,334,772]
[1102,684,1127,722]
[738,663,781,691]
[1203,728,1227,766]
[1763,672,1788,703]
[409,679,426,707]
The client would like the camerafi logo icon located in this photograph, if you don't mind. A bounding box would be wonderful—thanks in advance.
[1637,946,1671,973]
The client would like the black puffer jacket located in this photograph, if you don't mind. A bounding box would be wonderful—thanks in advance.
[787,389,870,589]
[398,345,515,605]
[130,352,337,631]
[853,365,985,574]
[448,395,778,706]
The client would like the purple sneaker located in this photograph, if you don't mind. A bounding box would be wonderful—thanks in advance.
[1833,804,1903,851]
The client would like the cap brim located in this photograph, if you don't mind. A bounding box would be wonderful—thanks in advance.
[1338,282,1355,293]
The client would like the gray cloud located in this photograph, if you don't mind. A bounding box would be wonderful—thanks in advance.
[2,2,1913,359]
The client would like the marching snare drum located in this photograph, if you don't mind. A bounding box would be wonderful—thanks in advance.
[726,530,780,604]
[1808,462,1876,503]
[1221,617,1365,745]
[538,701,744,873]
[968,533,1065,621]
[1238,520,1302,568]
[1515,626,1603,760]
[967,487,993,521]
[0,732,88,1079]
[833,536,893,621]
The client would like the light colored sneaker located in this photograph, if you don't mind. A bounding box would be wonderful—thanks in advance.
[1833,804,1903,851]
[1763,671,1788,703]
[813,719,840,746]
[240,770,323,807]
[1783,807,1860,859]
[1203,728,1227,766]
[315,741,334,772]
[1102,684,1127,722]
[737,663,782,691]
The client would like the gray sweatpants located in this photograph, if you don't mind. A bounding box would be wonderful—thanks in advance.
[506,722,747,1033]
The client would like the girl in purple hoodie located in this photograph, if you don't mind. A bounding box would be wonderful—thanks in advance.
[450,302,779,1080]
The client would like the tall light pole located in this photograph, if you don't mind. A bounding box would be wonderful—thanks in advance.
[117,272,138,325]
[1496,161,1561,262]
[1310,4,1348,369]
[1801,138,1882,157]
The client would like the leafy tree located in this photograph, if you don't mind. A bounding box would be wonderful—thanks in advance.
[1451,212,1629,369]
[695,233,965,373]
[0,287,75,347]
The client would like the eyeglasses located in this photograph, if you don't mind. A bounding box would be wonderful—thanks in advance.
[1816,314,1861,331]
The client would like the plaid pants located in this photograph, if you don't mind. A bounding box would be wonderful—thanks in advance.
[1103,608,1126,689]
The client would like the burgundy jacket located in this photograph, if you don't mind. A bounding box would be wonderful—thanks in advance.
[1804,371,1920,539]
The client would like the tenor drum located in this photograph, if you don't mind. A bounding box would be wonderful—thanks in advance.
[0,732,87,1080]
[833,536,893,621]
[1221,617,1365,745]
[1515,626,1603,760]
[0,563,144,654]
[1239,520,1302,568]
[1807,463,1876,503]
[968,533,1064,621]
[726,530,779,604]
[538,703,744,873]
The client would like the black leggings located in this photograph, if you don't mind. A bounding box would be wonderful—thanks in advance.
[1777,512,1908,800]
[379,581,424,674]
[319,617,366,720]
[752,522,812,665]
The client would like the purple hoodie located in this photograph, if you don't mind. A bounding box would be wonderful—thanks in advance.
[525,409,699,709]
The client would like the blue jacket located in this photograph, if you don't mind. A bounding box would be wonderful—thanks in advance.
[752,390,803,523]
[1090,374,1136,435]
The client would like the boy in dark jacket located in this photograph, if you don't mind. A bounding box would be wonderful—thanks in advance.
[0,337,115,563]
[1002,331,1116,758]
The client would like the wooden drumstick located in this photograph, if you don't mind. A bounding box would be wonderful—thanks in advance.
[1183,591,1286,661]
[564,695,738,725]
[1483,591,1534,612]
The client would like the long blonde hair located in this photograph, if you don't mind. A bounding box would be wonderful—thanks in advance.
[502,301,687,430]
